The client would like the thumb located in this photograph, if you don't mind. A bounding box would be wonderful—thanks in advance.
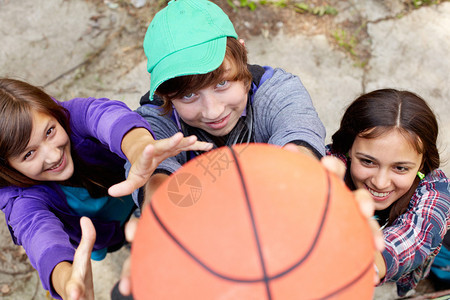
[66,217,96,300]
[108,144,155,198]
[78,217,96,256]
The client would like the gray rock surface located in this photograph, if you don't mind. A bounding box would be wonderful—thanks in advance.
[0,0,449,299]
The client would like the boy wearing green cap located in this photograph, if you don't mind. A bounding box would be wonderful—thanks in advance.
[126,0,326,208]
[112,2,385,298]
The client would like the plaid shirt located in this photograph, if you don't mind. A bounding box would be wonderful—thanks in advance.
[326,145,450,296]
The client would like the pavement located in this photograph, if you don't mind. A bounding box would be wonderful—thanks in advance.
[0,0,449,299]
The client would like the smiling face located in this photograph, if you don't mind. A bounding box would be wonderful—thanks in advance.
[8,111,74,182]
[348,129,423,210]
[171,60,248,137]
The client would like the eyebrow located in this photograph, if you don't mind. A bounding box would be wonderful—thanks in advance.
[355,152,417,166]
[222,67,232,77]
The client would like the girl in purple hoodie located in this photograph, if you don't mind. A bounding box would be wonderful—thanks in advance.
[0,78,211,299]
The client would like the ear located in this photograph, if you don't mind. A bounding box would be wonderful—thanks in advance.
[346,146,352,160]
[418,158,425,173]
[238,38,246,47]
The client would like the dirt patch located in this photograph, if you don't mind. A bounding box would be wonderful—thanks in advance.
[71,0,421,89]
[64,0,354,95]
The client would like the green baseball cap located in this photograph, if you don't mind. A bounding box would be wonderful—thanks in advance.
[143,0,238,101]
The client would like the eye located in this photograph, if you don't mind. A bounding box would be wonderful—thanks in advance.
[46,127,56,137]
[24,150,35,161]
[394,166,409,173]
[183,93,195,99]
[216,80,228,89]
[179,92,198,103]
[360,158,374,166]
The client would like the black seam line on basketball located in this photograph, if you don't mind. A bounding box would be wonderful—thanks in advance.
[148,156,330,284]
[227,145,272,300]
[265,169,332,282]
[149,200,268,283]
[315,260,374,300]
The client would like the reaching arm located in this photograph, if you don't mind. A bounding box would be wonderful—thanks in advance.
[253,68,326,157]
[116,173,170,296]
[379,175,449,287]
[108,130,211,198]
[374,250,387,281]
[51,217,96,300]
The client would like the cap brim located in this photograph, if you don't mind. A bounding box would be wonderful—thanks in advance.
[149,36,227,101]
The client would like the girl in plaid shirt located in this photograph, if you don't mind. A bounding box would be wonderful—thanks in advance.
[327,89,450,296]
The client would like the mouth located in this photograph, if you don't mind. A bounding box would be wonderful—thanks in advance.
[205,114,230,130]
[366,186,392,201]
[47,154,65,172]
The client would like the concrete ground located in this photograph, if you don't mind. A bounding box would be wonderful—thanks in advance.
[0,0,449,299]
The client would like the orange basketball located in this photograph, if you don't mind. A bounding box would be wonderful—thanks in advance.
[131,143,375,299]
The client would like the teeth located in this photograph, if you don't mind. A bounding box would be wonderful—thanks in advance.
[368,188,389,198]
[212,118,224,124]
[49,158,63,170]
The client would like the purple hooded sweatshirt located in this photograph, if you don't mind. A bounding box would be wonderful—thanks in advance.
[0,97,153,299]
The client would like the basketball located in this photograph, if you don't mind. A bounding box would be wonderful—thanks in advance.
[131,143,375,299]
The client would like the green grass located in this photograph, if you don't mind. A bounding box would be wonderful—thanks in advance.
[226,0,338,15]
[411,0,442,8]
[227,0,257,10]
[294,2,338,16]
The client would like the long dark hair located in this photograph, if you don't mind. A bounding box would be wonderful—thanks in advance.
[0,78,122,197]
[331,89,440,225]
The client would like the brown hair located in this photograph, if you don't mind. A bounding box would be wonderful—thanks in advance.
[0,78,121,197]
[155,37,252,114]
[331,89,440,225]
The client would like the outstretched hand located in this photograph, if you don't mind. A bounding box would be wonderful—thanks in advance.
[109,132,212,198]
[64,217,96,300]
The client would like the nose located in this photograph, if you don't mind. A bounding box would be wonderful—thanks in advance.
[42,142,62,165]
[370,169,391,190]
[202,93,224,120]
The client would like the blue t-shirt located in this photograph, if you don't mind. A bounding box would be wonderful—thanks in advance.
[60,185,135,260]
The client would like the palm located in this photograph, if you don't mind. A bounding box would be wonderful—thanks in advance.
[108,133,212,198]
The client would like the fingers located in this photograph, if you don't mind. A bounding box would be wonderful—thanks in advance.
[282,143,301,153]
[118,257,132,296]
[108,181,135,198]
[373,263,380,285]
[353,189,374,218]
[66,283,82,300]
[124,217,139,243]
[164,135,211,153]
[321,156,346,179]
[153,133,213,155]
[110,133,212,198]
[185,139,214,152]
[354,189,385,252]
[370,218,385,252]
[118,217,140,296]
[154,134,213,155]
[152,132,187,154]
